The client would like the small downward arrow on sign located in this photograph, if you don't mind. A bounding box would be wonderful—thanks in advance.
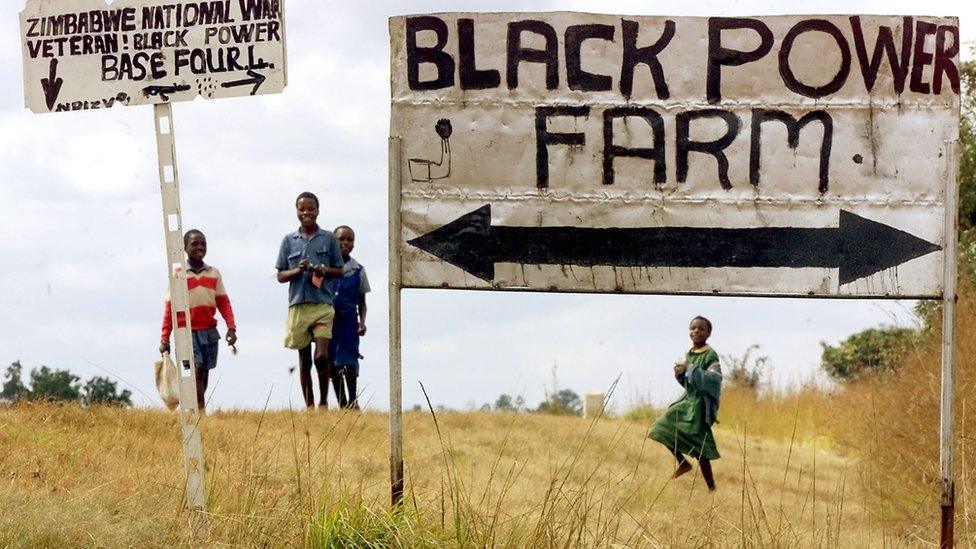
[408,205,942,285]
[41,58,63,111]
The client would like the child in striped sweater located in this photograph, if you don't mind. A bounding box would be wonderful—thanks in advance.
[159,229,237,411]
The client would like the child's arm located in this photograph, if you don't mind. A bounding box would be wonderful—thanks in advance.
[313,264,343,279]
[275,237,310,283]
[685,358,722,395]
[313,236,345,279]
[214,270,238,346]
[159,294,173,354]
[358,264,371,336]
[358,293,368,336]
[673,365,686,386]
[277,260,310,283]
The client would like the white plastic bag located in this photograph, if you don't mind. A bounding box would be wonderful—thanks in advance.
[154,352,180,410]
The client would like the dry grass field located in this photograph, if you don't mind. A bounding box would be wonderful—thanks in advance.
[7,281,976,547]
[0,395,923,547]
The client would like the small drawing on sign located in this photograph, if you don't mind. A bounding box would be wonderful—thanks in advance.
[142,83,191,101]
[197,78,217,99]
[409,119,453,183]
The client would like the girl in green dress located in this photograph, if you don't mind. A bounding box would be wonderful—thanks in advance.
[649,316,723,490]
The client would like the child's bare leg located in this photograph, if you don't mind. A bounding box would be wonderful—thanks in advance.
[194,364,209,412]
[298,345,314,408]
[699,458,716,491]
[313,337,331,408]
[670,449,692,478]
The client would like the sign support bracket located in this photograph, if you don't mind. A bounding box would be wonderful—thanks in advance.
[389,136,405,507]
[153,103,208,533]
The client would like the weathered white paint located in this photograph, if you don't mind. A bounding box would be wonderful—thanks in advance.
[153,103,207,529]
[940,139,959,540]
[390,13,959,298]
[21,0,287,113]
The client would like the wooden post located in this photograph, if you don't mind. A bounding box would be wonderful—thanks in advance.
[153,103,207,533]
[389,136,404,507]
[940,139,959,548]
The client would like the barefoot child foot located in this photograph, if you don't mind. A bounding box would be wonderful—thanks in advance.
[672,460,693,479]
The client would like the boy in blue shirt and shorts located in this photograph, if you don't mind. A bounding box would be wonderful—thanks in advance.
[276,192,344,409]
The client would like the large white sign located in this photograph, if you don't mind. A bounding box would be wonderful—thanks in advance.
[21,0,286,113]
[390,13,959,298]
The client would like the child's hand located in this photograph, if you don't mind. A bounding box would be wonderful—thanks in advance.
[159,341,170,354]
[673,362,687,376]
[297,259,311,272]
[225,330,237,346]
[358,321,367,336]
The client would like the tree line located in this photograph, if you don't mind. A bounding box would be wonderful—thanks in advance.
[1,360,132,406]
[412,389,585,416]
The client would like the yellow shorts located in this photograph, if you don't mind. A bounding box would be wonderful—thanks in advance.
[284,303,335,350]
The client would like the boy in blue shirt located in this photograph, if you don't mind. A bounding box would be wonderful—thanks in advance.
[276,192,344,409]
[329,225,370,409]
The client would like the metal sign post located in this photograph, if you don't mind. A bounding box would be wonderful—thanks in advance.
[388,136,404,506]
[154,103,208,527]
[940,140,960,548]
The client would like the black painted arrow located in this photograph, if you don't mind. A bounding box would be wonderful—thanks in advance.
[41,58,63,111]
[408,205,941,285]
[221,70,266,95]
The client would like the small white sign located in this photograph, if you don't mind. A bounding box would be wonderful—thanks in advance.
[20,0,287,113]
[390,13,960,298]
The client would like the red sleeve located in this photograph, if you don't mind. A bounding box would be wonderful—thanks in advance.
[215,272,236,332]
[161,299,173,342]
[216,295,236,331]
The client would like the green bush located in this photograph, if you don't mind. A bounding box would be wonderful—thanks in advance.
[820,327,918,381]
[622,404,658,423]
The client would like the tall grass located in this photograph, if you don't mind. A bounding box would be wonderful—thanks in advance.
[719,385,839,449]
[819,273,976,545]
[0,392,890,547]
[12,288,976,547]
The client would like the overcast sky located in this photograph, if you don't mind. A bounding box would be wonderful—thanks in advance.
[1,0,972,412]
